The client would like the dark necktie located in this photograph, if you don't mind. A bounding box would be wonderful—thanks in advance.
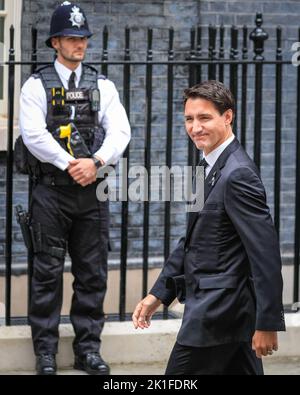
[198,157,209,170]
[198,157,209,177]
[188,158,208,231]
[68,71,76,90]
[190,157,208,200]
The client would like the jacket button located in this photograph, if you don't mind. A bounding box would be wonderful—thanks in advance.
[184,248,189,253]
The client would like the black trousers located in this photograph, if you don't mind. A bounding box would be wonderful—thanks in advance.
[29,182,109,356]
[165,341,264,375]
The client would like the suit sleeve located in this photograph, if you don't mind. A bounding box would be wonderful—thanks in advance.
[149,236,185,306]
[224,166,285,331]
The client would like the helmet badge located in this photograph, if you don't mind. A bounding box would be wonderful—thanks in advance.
[69,6,85,28]
[61,1,71,5]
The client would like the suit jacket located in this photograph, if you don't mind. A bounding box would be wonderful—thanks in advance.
[150,138,285,347]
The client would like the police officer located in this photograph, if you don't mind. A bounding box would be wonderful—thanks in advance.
[19,1,131,375]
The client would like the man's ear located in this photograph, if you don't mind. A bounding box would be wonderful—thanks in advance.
[51,37,60,50]
[224,109,234,125]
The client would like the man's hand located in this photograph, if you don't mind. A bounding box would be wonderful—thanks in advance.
[252,330,278,358]
[68,158,97,187]
[132,294,162,330]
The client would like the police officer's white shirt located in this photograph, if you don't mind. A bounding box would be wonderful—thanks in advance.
[19,59,131,170]
[203,134,235,177]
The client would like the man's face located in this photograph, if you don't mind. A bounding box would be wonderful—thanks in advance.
[184,98,233,155]
[51,36,88,63]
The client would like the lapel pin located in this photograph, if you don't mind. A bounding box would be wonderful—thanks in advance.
[210,171,217,187]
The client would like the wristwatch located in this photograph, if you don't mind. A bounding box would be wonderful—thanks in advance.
[92,156,102,169]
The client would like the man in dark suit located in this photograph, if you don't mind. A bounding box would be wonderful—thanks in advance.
[132,80,285,375]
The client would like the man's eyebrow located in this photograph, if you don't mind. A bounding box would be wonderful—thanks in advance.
[184,113,212,117]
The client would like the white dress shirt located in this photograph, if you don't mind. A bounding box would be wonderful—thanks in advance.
[19,60,131,170]
[203,134,235,177]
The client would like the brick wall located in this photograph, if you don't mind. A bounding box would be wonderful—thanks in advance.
[1,0,298,269]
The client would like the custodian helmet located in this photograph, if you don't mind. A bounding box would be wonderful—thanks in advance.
[46,1,93,48]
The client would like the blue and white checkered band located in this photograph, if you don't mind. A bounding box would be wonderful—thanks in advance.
[69,6,85,28]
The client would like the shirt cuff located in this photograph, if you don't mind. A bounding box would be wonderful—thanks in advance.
[94,146,116,166]
[54,152,75,171]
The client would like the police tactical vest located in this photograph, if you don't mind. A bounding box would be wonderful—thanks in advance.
[32,63,106,175]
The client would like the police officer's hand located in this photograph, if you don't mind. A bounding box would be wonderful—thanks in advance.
[68,158,97,187]
[132,294,162,330]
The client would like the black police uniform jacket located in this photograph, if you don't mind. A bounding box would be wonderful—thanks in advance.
[150,138,285,347]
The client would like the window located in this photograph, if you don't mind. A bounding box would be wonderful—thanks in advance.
[0,0,6,101]
[0,0,22,150]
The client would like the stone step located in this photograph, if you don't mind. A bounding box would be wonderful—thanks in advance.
[0,320,179,372]
[1,314,300,373]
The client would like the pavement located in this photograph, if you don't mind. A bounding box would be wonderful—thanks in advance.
[2,357,300,375]
[263,357,300,375]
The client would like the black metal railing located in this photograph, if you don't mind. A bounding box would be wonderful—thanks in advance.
[3,13,300,325]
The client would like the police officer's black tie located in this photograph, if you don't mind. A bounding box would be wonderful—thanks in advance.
[68,71,76,90]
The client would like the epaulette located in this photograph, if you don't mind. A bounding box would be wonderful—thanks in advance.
[82,63,98,74]
[31,65,53,79]
[82,63,107,80]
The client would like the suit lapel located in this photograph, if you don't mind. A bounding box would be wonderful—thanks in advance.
[185,138,240,243]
